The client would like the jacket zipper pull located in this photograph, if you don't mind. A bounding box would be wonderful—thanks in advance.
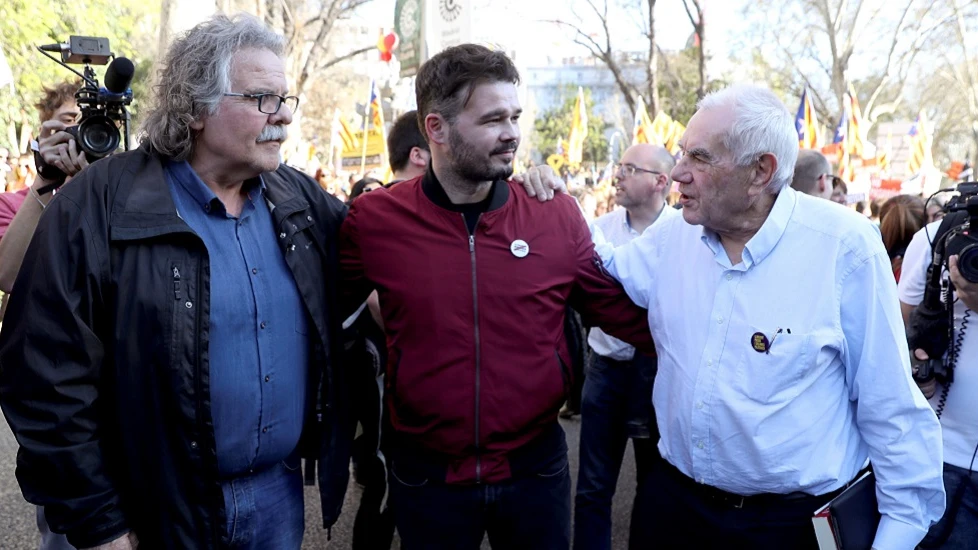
[172,266,182,300]
[469,235,475,252]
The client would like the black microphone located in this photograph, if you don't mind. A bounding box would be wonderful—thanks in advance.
[103,57,135,94]
[39,42,67,53]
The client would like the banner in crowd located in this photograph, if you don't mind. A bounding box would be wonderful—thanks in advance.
[395,0,424,76]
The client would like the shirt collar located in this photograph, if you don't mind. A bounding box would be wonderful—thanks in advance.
[166,159,265,216]
[624,201,670,235]
[699,186,797,269]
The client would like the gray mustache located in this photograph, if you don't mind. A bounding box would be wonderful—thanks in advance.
[257,125,288,143]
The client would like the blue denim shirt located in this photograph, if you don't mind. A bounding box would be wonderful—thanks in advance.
[165,160,309,477]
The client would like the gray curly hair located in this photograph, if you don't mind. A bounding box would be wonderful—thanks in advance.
[140,13,285,161]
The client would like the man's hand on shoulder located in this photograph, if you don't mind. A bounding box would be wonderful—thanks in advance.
[511,164,565,202]
[81,531,138,550]
[949,255,978,311]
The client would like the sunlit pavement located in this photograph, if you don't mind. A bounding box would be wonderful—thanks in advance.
[0,415,640,549]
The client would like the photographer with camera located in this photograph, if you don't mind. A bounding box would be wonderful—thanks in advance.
[0,80,86,299]
[899,189,978,549]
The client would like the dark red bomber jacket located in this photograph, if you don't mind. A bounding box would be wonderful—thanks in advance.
[339,170,655,484]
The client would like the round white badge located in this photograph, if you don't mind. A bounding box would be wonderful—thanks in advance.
[510,239,529,258]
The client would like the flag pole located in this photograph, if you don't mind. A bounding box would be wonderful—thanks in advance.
[360,81,372,175]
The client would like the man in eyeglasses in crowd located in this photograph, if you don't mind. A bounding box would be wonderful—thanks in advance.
[0,14,352,549]
[574,144,679,550]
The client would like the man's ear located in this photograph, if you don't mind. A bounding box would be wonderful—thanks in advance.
[410,147,430,169]
[749,152,778,196]
[816,174,827,193]
[424,114,448,146]
[190,118,204,131]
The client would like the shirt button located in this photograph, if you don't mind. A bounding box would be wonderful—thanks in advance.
[717,316,724,324]
[726,273,733,281]
[262,427,268,433]
[696,401,704,410]
[264,375,270,382]
[707,360,713,366]
[697,478,705,484]
[306,215,313,222]
[252,268,258,274]
[185,301,193,309]
[190,441,198,449]
[697,441,705,449]
[260,321,267,329]
[279,232,286,239]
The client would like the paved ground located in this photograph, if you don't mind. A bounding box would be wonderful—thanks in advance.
[0,415,640,549]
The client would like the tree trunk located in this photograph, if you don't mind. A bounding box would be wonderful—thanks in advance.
[646,0,659,113]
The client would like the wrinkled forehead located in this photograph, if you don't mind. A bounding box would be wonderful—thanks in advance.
[683,107,733,151]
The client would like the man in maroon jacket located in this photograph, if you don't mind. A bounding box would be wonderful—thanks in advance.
[339,44,655,550]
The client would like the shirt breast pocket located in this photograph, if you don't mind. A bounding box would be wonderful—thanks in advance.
[736,326,814,404]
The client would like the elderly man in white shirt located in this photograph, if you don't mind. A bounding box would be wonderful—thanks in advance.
[592,84,945,550]
[574,144,680,550]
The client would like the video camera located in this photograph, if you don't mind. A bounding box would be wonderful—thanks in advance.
[908,181,978,384]
[36,36,134,166]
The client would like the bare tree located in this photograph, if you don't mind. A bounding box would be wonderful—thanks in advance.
[931,0,978,166]
[680,0,705,100]
[546,0,652,115]
[747,0,949,134]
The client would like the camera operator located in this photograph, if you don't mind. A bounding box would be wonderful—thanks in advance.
[0,80,83,307]
[899,209,978,549]
[0,80,83,549]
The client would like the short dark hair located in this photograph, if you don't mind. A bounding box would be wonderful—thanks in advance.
[348,177,383,204]
[34,80,80,123]
[415,44,521,139]
[388,110,428,173]
[791,150,831,194]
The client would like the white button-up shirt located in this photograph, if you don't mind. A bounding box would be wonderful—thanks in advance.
[592,186,945,550]
[587,204,680,360]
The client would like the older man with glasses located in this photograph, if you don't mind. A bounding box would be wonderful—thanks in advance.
[0,14,351,549]
[574,143,680,550]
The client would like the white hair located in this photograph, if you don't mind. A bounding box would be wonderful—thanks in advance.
[697,84,798,192]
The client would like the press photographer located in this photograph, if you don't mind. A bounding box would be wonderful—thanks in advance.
[899,182,978,549]
[0,35,134,298]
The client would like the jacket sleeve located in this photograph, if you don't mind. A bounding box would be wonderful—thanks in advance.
[338,200,377,320]
[0,189,130,547]
[563,199,655,355]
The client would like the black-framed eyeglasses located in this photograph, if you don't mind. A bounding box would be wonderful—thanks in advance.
[614,163,662,179]
[822,173,845,187]
[223,92,300,115]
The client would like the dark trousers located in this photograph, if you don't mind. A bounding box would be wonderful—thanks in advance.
[920,462,978,549]
[633,460,839,549]
[390,455,571,550]
[352,454,396,550]
[574,352,660,550]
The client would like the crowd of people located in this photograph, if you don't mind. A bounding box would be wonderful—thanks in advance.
[0,11,975,550]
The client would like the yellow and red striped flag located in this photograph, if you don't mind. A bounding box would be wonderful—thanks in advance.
[567,87,588,165]
[632,97,654,146]
[907,112,933,175]
[794,88,820,149]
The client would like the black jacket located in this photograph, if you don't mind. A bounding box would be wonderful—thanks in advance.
[0,145,351,548]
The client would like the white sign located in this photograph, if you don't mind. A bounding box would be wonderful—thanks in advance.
[425,0,473,56]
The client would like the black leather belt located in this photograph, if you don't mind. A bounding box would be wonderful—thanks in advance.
[661,460,853,509]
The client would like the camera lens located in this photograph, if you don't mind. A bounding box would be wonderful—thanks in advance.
[959,244,978,283]
[77,115,120,158]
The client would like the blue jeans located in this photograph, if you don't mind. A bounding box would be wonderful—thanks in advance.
[390,452,571,550]
[920,462,978,549]
[221,454,305,549]
[574,352,659,550]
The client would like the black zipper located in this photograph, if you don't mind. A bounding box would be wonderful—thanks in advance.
[466,214,482,483]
